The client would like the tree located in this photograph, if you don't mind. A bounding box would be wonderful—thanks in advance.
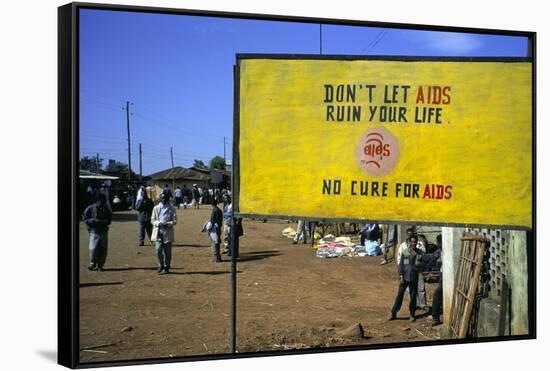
[104,160,137,179]
[193,159,206,168]
[209,156,226,170]
[80,156,103,173]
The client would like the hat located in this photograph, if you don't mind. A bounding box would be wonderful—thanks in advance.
[193,184,197,187]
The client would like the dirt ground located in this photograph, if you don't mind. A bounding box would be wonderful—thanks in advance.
[79,207,442,363]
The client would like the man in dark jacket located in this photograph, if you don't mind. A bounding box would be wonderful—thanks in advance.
[135,186,154,246]
[209,199,223,262]
[389,235,422,322]
[83,192,112,271]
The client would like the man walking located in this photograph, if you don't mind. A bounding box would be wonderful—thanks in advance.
[389,235,422,322]
[135,186,154,246]
[151,192,177,274]
[83,192,112,271]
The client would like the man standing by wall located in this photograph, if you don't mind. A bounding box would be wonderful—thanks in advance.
[389,235,421,322]
[83,192,112,272]
[151,192,177,274]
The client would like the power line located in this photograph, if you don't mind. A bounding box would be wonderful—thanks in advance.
[124,101,133,181]
[81,92,232,142]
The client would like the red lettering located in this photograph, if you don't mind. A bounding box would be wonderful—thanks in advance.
[423,184,431,199]
[416,86,452,105]
[432,86,442,104]
[364,145,372,156]
[423,184,453,199]
[436,184,444,199]
[383,144,390,156]
[444,185,452,199]
[442,86,451,104]
[416,86,425,104]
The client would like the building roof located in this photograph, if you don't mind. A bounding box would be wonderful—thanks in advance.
[148,166,210,181]
[189,166,231,177]
[79,169,119,180]
[189,166,211,175]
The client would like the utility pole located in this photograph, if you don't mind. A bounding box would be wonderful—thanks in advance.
[125,101,133,182]
[223,137,227,165]
[96,153,100,174]
[139,143,143,184]
[170,146,175,192]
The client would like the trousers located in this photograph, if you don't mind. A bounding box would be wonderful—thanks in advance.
[89,231,108,268]
[417,273,427,308]
[138,221,152,244]
[391,280,418,316]
[294,220,309,242]
[211,242,221,261]
[155,239,172,269]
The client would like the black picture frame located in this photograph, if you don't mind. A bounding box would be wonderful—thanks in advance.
[58,2,536,368]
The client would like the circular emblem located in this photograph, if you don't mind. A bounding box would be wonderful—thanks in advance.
[356,127,400,176]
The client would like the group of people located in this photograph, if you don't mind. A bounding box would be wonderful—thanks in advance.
[164,183,230,210]
[83,184,237,275]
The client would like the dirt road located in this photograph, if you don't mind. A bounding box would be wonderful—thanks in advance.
[79,208,441,363]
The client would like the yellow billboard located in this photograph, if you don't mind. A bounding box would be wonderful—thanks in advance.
[236,57,532,229]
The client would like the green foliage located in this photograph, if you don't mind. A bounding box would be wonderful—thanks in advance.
[209,156,226,170]
[105,160,137,178]
[80,156,103,173]
[193,159,206,168]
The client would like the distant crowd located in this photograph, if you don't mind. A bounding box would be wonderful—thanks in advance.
[81,183,236,276]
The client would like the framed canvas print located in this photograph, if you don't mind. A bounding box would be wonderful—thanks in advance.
[58,2,536,368]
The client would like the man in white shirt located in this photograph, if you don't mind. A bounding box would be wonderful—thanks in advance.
[151,192,177,274]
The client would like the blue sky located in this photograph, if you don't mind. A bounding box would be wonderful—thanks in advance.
[79,9,528,176]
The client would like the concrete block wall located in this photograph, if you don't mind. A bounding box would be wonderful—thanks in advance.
[465,228,510,297]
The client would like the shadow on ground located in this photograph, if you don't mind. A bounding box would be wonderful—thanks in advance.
[80,282,123,288]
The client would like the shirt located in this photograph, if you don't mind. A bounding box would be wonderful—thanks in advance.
[159,203,171,224]
[396,240,426,265]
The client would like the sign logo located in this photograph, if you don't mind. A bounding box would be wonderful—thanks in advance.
[356,127,400,176]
